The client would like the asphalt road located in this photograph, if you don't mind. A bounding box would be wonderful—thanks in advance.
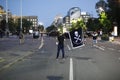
[0,36,120,80]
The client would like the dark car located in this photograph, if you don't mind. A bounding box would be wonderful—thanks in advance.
[33,31,39,39]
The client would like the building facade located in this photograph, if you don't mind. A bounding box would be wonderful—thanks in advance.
[0,5,6,22]
[24,16,38,30]
[12,15,38,30]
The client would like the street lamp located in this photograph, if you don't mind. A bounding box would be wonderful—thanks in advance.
[19,0,24,44]
[20,0,22,32]
[6,0,9,37]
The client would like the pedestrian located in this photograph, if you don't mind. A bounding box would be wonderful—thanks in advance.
[56,32,65,60]
[6,31,9,37]
[99,29,102,36]
[0,29,3,38]
[19,32,24,44]
[92,31,98,45]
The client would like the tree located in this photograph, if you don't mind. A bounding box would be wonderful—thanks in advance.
[22,18,32,33]
[69,18,86,31]
[99,12,112,34]
[16,18,32,34]
[87,18,101,31]
[57,25,63,34]
[46,25,57,33]
[95,0,108,14]
[38,24,44,32]
[8,18,16,34]
[107,0,120,35]
[95,0,112,34]
[0,19,6,32]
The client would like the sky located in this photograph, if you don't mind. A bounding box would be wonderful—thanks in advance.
[0,0,100,27]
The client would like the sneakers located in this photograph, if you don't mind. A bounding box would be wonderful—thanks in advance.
[62,58,65,60]
[56,58,59,60]
[56,58,65,60]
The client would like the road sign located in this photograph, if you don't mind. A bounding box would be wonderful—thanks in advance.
[69,28,84,49]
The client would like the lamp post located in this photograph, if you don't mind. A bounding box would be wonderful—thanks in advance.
[19,0,24,44]
[6,0,9,37]
[20,0,22,32]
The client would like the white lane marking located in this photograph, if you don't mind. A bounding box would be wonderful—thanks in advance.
[101,46,105,48]
[69,58,73,80]
[94,45,105,51]
[107,48,115,51]
[38,37,44,49]
[67,45,71,50]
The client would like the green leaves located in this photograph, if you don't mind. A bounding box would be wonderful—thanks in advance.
[99,12,112,33]
[69,18,86,31]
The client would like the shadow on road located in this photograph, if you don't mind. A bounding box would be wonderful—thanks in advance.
[47,76,63,80]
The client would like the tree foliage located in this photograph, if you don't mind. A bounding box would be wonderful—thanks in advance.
[46,25,57,33]
[38,25,44,32]
[0,19,6,32]
[22,18,32,33]
[95,0,113,34]
[87,18,101,31]
[8,18,16,34]
[107,0,120,35]
[69,18,86,31]
[16,18,32,33]
[0,17,32,34]
[99,12,112,33]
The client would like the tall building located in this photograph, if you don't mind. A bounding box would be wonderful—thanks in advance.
[24,16,38,30]
[68,7,81,23]
[0,5,12,22]
[0,5,6,22]
[81,12,91,23]
[12,15,38,30]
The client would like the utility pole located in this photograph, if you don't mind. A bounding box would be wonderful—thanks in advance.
[6,0,9,37]
[19,0,24,44]
[20,0,22,32]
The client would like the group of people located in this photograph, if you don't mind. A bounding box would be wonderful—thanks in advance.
[18,30,100,60]
[55,31,100,60]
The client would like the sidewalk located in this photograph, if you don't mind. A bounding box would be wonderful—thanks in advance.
[0,35,42,71]
[111,37,120,45]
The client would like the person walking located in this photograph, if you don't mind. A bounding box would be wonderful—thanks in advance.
[19,32,24,44]
[92,31,98,45]
[56,32,65,60]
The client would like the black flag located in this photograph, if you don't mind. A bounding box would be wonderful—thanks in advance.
[69,28,84,49]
